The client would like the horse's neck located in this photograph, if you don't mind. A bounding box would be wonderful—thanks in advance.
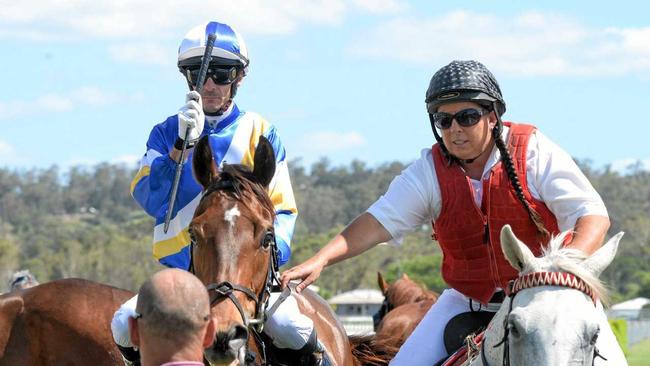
[468,298,509,366]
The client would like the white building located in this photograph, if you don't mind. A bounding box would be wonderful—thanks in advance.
[608,297,650,320]
[328,289,384,335]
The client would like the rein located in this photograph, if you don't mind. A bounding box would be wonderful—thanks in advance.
[190,178,281,366]
[480,271,606,366]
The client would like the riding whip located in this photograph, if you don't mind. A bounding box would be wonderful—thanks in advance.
[164,33,216,233]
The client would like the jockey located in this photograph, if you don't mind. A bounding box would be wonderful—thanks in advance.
[281,60,626,365]
[112,21,330,366]
[9,269,39,291]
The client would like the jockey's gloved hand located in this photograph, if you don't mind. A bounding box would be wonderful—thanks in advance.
[176,91,204,148]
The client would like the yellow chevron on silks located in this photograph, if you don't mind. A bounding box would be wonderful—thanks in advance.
[131,166,151,195]
[153,228,191,260]
[242,115,270,168]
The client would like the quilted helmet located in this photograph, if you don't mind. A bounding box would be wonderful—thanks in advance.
[425,60,506,116]
[177,21,249,73]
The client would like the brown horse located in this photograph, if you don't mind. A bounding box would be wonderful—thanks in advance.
[189,135,393,365]
[374,272,438,349]
[0,278,133,365]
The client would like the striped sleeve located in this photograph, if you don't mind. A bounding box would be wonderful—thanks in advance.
[130,119,175,217]
[130,115,203,269]
[253,119,298,266]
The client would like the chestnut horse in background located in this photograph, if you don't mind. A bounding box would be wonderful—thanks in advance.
[374,272,438,349]
[190,135,394,365]
[0,278,133,365]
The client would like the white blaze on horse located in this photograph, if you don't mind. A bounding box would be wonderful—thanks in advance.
[471,225,627,366]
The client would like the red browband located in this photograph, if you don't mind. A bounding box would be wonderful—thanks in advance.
[509,272,597,304]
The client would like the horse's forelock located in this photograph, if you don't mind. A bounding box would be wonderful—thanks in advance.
[204,164,275,221]
[536,231,608,304]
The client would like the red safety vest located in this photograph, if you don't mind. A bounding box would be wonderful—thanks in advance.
[431,122,561,304]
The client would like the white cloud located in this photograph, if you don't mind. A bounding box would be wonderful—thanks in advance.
[352,0,408,14]
[0,141,15,155]
[64,154,140,168]
[348,10,650,77]
[297,131,366,153]
[0,86,143,120]
[109,44,173,65]
[111,154,140,167]
[0,141,31,166]
[610,158,650,173]
[0,1,348,41]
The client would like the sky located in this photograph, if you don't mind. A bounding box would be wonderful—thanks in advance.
[1,0,649,173]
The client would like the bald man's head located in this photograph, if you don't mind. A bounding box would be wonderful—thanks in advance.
[135,269,210,342]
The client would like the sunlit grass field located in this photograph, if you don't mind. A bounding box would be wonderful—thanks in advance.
[628,338,650,366]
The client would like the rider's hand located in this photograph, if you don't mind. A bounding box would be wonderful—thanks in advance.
[177,91,205,145]
[280,257,327,293]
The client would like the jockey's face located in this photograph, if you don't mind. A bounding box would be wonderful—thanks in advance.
[438,101,496,162]
[194,77,232,114]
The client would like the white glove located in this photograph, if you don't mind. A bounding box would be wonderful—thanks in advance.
[177,91,205,144]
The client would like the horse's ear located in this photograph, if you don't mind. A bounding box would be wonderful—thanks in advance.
[500,224,537,272]
[377,272,389,294]
[402,273,410,281]
[192,135,219,189]
[253,136,276,188]
[582,232,623,277]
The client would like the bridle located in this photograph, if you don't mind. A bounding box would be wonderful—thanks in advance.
[189,179,281,365]
[373,296,394,330]
[480,271,606,366]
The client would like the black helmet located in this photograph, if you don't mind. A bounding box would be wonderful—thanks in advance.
[425,60,506,116]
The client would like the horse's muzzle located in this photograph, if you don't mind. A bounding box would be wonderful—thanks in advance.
[205,324,249,365]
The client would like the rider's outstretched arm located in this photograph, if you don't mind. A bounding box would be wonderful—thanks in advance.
[280,212,391,293]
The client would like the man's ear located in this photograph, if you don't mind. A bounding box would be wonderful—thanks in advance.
[235,72,245,88]
[128,316,141,347]
[202,319,216,348]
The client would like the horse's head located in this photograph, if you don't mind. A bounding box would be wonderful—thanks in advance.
[190,135,277,365]
[483,224,623,365]
[374,272,438,330]
[378,272,438,308]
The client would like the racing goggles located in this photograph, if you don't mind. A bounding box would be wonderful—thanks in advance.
[185,65,239,86]
[431,108,488,130]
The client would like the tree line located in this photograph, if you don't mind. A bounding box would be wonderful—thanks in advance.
[0,159,648,304]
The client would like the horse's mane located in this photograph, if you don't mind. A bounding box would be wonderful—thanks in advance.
[203,164,276,219]
[531,230,607,304]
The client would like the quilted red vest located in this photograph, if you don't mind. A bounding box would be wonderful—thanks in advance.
[431,122,560,304]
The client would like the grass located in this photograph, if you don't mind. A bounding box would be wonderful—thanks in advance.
[628,338,650,366]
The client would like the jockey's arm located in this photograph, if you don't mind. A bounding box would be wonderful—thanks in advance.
[564,214,610,255]
[264,127,298,267]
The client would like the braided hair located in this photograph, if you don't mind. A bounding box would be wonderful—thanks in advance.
[490,103,550,240]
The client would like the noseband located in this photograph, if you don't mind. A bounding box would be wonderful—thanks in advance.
[190,178,281,365]
[480,271,605,366]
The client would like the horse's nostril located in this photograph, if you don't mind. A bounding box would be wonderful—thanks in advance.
[227,324,249,352]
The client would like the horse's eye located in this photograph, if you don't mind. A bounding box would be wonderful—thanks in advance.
[507,315,523,339]
[589,326,600,346]
[189,230,198,246]
[262,231,275,249]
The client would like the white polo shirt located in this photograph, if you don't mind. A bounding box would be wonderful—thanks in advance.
[368,125,608,245]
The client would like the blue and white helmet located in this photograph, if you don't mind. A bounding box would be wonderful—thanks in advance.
[177,21,249,73]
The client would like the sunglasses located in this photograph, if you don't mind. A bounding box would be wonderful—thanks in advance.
[185,66,239,86]
[431,108,489,130]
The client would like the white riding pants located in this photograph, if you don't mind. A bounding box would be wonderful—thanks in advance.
[389,288,498,366]
[111,291,314,350]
